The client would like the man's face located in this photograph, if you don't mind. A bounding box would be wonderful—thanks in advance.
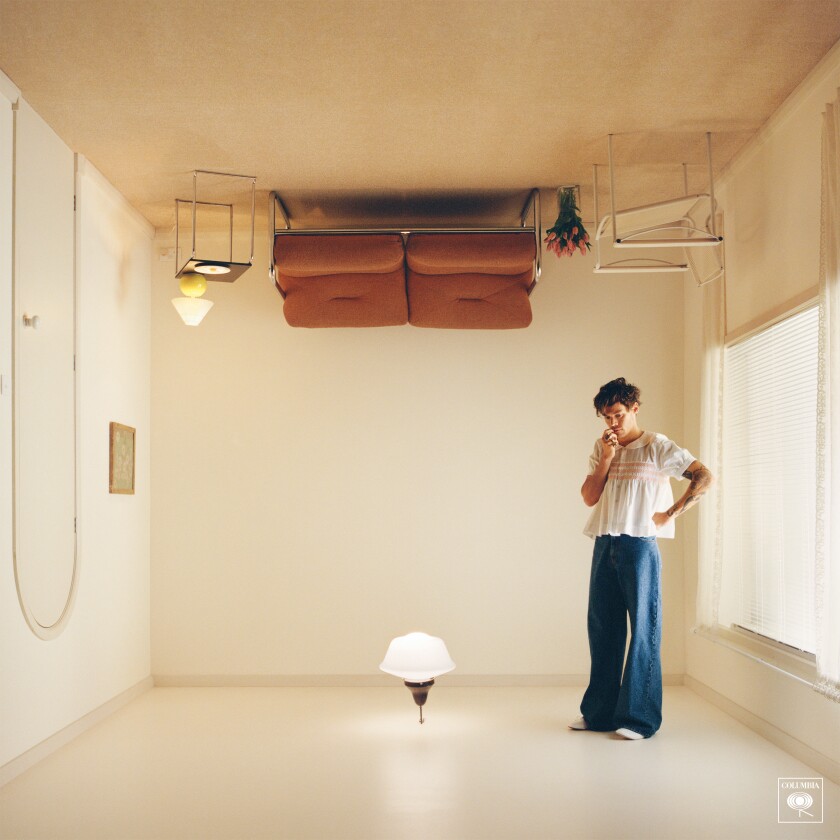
[601,401,639,443]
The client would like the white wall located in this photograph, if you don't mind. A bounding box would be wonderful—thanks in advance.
[13,99,76,636]
[0,86,153,771]
[720,57,836,334]
[683,42,840,770]
[151,211,687,680]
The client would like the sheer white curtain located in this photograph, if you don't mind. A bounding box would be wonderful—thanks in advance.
[816,90,840,701]
[694,272,725,631]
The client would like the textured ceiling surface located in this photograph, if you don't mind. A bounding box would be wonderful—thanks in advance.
[1,0,839,228]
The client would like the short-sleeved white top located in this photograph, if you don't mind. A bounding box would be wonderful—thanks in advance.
[583,431,695,540]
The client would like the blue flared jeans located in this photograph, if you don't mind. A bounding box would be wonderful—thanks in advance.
[580,534,663,738]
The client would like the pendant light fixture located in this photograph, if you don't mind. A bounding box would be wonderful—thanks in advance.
[172,169,256,325]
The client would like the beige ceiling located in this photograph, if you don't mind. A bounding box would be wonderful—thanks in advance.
[1,0,840,229]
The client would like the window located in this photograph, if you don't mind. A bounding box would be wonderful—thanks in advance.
[719,304,818,654]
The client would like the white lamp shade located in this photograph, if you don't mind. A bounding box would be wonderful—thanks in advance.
[379,632,455,682]
[171,296,213,326]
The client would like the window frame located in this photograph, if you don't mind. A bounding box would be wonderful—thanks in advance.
[713,291,821,682]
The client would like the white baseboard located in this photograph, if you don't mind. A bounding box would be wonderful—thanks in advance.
[0,676,154,788]
[153,673,686,688]
[685,674,840,786]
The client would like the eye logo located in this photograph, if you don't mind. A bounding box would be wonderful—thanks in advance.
[778,778,823,823]
[786,792,814,818]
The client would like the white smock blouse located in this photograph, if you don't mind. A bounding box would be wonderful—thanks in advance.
[583,431,695,540]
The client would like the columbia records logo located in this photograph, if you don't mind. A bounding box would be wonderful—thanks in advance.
[778,777,823,823]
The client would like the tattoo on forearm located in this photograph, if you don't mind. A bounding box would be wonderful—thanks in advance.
[668,466,713,517]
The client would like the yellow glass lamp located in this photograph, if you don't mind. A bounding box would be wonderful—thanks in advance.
[171,271,213,326]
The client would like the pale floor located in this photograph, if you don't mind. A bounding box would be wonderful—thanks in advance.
[0,686,837,840]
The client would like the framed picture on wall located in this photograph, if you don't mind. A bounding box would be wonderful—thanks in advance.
[109,422,135,495]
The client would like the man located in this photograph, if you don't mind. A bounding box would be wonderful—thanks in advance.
[570,377,713,739]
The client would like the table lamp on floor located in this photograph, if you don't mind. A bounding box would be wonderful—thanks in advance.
[379,632,455,723]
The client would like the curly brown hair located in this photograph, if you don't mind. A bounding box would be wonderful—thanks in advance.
[593,378,641,416]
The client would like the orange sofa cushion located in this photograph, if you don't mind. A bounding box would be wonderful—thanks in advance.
[406,233,535,329]
[406,232,536,276]
[274,234,407,328]
[407,270,534,329]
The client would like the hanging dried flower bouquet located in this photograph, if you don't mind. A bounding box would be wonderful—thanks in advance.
[544,187,590,257]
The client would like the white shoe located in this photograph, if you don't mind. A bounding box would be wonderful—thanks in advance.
[615,727,644,740]
[568,716,589,730]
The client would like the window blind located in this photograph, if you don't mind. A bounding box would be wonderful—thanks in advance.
[720,304,818,653]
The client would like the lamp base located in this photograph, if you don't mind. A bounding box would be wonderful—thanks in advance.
[404,679,435,724]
